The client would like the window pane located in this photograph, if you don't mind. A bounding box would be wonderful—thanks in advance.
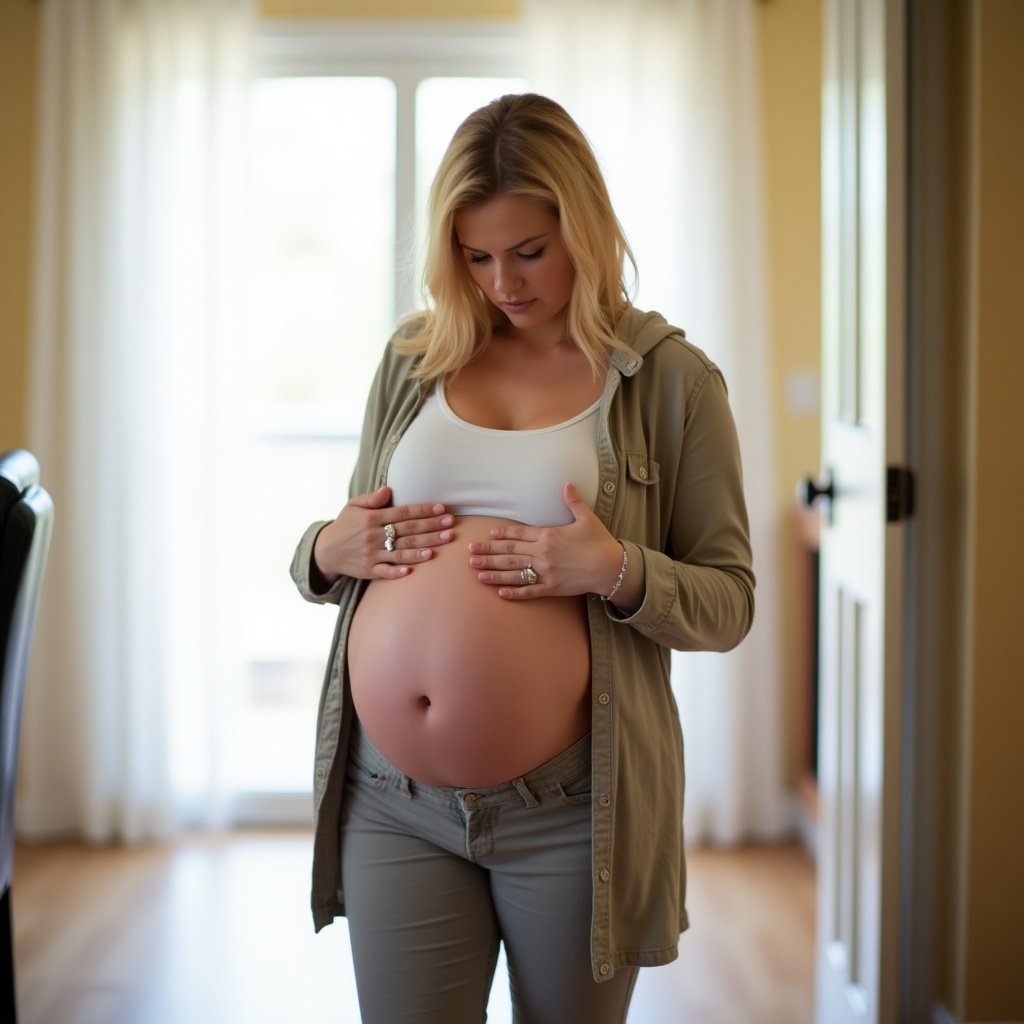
[234,74,523,802]
[250,76,396,430]
[235,76,397,796]
[230,438,358,794]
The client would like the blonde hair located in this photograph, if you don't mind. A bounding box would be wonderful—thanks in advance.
[397,93,636,380]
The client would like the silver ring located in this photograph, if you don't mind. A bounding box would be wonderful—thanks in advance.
[521,566,538,585]
[384,523,396,552]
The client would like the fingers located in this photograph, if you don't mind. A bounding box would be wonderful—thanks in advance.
[368,536,445,581]
[468,553,530,572]
[483,523,534,543]
[371,552,430,580]
[467,489,616,598]
[496,564,542,600]
[562,481,595,522]
[389,501,448,523]
[348,485,393,509]
[327,492,453,580]
[472,558,543,594]
[381,513,454,552]
[375,503,453,551]
[348,494,452,550]
[347,491,447,526]
[468,527,542,593]
[467,529,538,557]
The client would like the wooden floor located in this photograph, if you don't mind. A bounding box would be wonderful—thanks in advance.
[11,832,815,1024]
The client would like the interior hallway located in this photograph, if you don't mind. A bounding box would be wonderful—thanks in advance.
[13,832,814,1024]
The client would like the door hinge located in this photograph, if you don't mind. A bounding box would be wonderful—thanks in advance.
[886,466,915,522]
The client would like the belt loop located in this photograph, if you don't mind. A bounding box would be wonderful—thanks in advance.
[512,777,539,808]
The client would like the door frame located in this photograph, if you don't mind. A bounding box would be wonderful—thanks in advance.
[900,0,965,1020]
[814,1,957,1017]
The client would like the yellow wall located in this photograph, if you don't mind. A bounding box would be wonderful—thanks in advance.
[756,0,823,792]
[917,0,1024,1018]
[0,0,38,451]
[955,0,1024,1016]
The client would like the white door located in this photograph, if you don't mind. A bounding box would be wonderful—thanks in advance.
[814,0,908,1021]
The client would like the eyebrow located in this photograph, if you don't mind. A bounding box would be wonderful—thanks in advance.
[458,233,548,255]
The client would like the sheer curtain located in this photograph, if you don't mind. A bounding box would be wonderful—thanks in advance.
[19,0,256,843]
[525,0,788,844]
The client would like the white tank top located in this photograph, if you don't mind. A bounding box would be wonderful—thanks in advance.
[386,384,601,527]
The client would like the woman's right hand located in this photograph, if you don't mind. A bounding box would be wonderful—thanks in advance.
[312,485,454,585]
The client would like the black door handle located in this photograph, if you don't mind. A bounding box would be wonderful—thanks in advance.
[797,470,835,519]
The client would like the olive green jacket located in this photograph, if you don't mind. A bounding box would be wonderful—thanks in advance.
[290,306,755,981]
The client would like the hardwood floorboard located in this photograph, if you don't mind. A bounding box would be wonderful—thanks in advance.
[11,832,815,1023]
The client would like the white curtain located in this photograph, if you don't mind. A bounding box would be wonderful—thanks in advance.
[525,0,788,844]
[20,0,256,843]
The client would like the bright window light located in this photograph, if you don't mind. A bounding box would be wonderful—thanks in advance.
[233,72,524,804]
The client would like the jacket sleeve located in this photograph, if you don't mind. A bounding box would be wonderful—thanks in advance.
[289,345,397,606]
[609,366,755,652]
[290,520,347,605]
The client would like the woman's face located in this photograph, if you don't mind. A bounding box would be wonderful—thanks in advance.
[454,195,575,346]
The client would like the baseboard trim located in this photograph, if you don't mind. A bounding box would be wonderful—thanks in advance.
[230,791,313,828]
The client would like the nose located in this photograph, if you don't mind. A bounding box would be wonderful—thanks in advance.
[493,258,522,296]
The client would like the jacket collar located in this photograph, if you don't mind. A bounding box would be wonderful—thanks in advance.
[609,306,685,377]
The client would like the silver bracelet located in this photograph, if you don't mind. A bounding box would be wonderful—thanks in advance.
[602,543,628,602]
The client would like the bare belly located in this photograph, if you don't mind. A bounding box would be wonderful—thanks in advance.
[347,515,592,787]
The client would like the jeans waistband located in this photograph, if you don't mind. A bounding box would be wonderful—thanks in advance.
[349,718,592,808]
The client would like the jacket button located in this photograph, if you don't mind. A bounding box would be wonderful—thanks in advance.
[599,963,611,976]
[315,767,326,779]
[638,466,648,480]
[599,794,611,807]
[602,480,616,495]
[599,868,610,882]
[597,692,610,705]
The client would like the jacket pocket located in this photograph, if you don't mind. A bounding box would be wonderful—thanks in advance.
[625,451,659,486]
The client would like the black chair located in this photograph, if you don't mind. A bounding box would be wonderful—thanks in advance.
[0,450,54,1023]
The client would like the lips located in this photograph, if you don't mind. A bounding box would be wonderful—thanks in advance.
[502,299,535,314]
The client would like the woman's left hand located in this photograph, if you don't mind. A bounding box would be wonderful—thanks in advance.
[468,483,624,600]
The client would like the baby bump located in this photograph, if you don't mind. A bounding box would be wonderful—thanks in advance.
[347,516,593,787]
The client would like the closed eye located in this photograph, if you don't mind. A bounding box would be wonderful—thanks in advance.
[466,248,542,264]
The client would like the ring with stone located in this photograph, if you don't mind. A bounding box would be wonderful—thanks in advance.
[521,565,538,585]
[384,523,396,552]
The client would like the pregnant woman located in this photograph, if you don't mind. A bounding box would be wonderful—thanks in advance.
[291,93,754,1024]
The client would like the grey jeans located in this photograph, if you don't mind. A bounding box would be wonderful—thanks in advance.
[339,721,638,1024]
